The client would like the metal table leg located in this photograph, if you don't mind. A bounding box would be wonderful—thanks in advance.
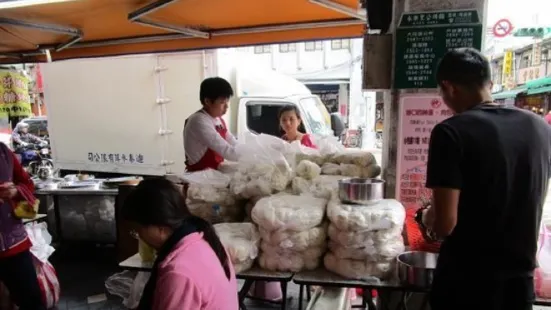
[298,284,304,310]
[239,279,254,310]
[280,281,288,310]
[366,289,377,310]
[52,195,63,245]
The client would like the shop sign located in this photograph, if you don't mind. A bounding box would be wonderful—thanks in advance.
[394,10,483,89]
[396,94,453,208]
[517,65,545,85]
[0,71,32,117]
[502,49,514,78]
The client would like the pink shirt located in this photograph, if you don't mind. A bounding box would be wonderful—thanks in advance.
[153,232,238,310]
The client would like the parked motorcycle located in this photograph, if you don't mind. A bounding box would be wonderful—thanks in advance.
[15,140,54,178]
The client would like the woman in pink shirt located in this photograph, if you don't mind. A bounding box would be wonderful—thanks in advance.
[279,105,317,149]
[122,178,238,310]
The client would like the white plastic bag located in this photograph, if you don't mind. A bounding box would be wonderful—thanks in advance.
[312,135,345,156]
[259,246,325,272]
[252,194,327,232]
[125,272,150,309]
[187,201,244,224]
[25,222,55,263]
[214,223,260,272]
[331,151,376,167]
[296,160,322,180]
[180,169,231,188]
[328,238,404,261]
[259,224,327,251]
[231,148,292,199]
[327,199,406,232]
[327,224,402,247]
[291,175,344,200]
[105,271,151,310]
[324,252,392,281]
[321,163,341,175]
[187,184,235,205]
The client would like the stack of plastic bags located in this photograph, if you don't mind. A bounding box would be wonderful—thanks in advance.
[252,194,328,272]
[214,223,260,273]
[181,169,244,224]
[324,199,406,280]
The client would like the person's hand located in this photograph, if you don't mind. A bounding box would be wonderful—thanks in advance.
[421,206,436,228]
[0,182,17,200]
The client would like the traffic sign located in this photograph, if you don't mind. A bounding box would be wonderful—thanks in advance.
[492,19,513,38]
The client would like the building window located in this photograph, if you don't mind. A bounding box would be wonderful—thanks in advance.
[331,39,350,50]
[254,45,272,54]
[237,46,251,52]
[519,54,531,69]
[279,43,297,53]
[305,41,323,51]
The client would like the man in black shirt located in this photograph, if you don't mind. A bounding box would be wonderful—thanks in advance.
[421,48,551,310]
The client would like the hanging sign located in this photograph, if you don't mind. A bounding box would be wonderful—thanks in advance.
[0,71,32,117]
[396,94,453,208]
[394,10,483,89]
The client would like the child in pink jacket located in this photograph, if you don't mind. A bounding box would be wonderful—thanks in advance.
[122,178,238,310]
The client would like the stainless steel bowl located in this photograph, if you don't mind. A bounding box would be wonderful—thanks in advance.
[338,178,385,205]
[397,251,439,288]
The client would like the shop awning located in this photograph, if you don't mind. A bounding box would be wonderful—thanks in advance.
[527,85,551,96]
[492,87,526,100]
[525,76,551,90]
[0,0,366,64]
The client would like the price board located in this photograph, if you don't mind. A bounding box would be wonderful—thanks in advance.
[394,10,483,89]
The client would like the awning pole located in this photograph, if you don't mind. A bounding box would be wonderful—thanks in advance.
[309,0,367,21]
[134,18,210,39]
[0,17,81,36]
[128,0,179,21]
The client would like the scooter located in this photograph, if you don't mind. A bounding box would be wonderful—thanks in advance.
[15,141,54,178]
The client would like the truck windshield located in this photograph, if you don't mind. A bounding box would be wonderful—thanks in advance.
[299,97,333,136]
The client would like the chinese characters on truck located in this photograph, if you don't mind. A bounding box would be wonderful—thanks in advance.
[87,153,145,164]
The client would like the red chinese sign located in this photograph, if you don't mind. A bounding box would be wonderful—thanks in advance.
[396,94,453,208]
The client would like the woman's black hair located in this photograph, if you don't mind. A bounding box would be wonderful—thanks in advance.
[278,104,302,120]
[121,178,231,280]
[278,105,306,134]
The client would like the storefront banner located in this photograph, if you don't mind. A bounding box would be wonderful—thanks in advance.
[0,71,32,117]
[517,65,546,85]
[396,93,453,209]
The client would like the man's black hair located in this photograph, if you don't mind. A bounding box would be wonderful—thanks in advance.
[199,77,234,104]
[436,48,491,88]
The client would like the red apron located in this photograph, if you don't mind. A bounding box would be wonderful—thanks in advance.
[185,116,228,172]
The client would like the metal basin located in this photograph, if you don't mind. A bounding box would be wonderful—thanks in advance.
[397,251,438,288]
[338,178,384,205]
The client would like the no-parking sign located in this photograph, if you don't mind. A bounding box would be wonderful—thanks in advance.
[493,19,513,38]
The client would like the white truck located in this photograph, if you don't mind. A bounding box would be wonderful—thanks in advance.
[41,50,343,176]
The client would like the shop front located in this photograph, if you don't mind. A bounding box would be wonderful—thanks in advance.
[521,76,551,115]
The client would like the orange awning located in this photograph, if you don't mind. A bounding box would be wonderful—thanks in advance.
[0,0,366,64]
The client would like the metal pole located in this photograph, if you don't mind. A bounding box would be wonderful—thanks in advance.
[309,0,367,21]
[128,0,179,21]
[134,18,210,39]
[0,17,81,36]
